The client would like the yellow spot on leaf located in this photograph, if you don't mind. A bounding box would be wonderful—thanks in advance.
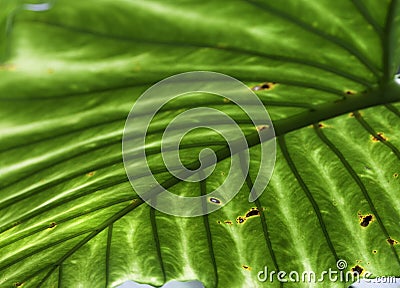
[242,265,251,271]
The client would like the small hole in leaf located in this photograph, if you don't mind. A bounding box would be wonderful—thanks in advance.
[371,132,387,142]
[245,208,260,218]
[387,237,399,245]
[359,214,373,227]
[242,265,251,271]
[261,83,270,89]
[209,197,221,204]
[351,265,364,276]
[236,216,246,224]
[252,82,276,91]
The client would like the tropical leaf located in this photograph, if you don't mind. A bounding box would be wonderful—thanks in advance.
[1,0,400,287]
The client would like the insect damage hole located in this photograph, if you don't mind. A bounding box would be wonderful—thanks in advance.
[358,213,373,227]
[371,132,387,142]
[351,265,364,276]
[245,208,260,218]
[387,237,399,245]
[209,197,221,204]
[251,82,277,91]
[236,216,246,224]
[242,265,251,271]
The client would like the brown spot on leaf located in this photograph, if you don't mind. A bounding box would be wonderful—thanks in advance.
[224,220,233,225]
[387,237,399,245]
[351,265,364,276]
[345,90,357,95]
[209,197,221,204]
[394,173,398,178]
[359,214,373,227]
[242,265,251,271]
[14,282,23,287]
[245,208,260,218]
[86,171,95,177]
[372,250,377,254]
[236,216,246,224]
[48,222,57,229]
[252,82,277,91]
[371,132,387,142]
[0,64,16,71]
[256,125,270,132]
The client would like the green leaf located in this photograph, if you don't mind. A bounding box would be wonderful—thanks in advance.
[1,1,400,287]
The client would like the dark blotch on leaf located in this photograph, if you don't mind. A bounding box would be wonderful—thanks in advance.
[236,216,246,224]
[209,197,221,204]
[49,222,57,228]
[351,265,364,275]
[387,237,399,245]
[371,132,387,142]
[245,208,260,218]
[252,82,276,91]
[360,215,373,227]
[345,90,356,95]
